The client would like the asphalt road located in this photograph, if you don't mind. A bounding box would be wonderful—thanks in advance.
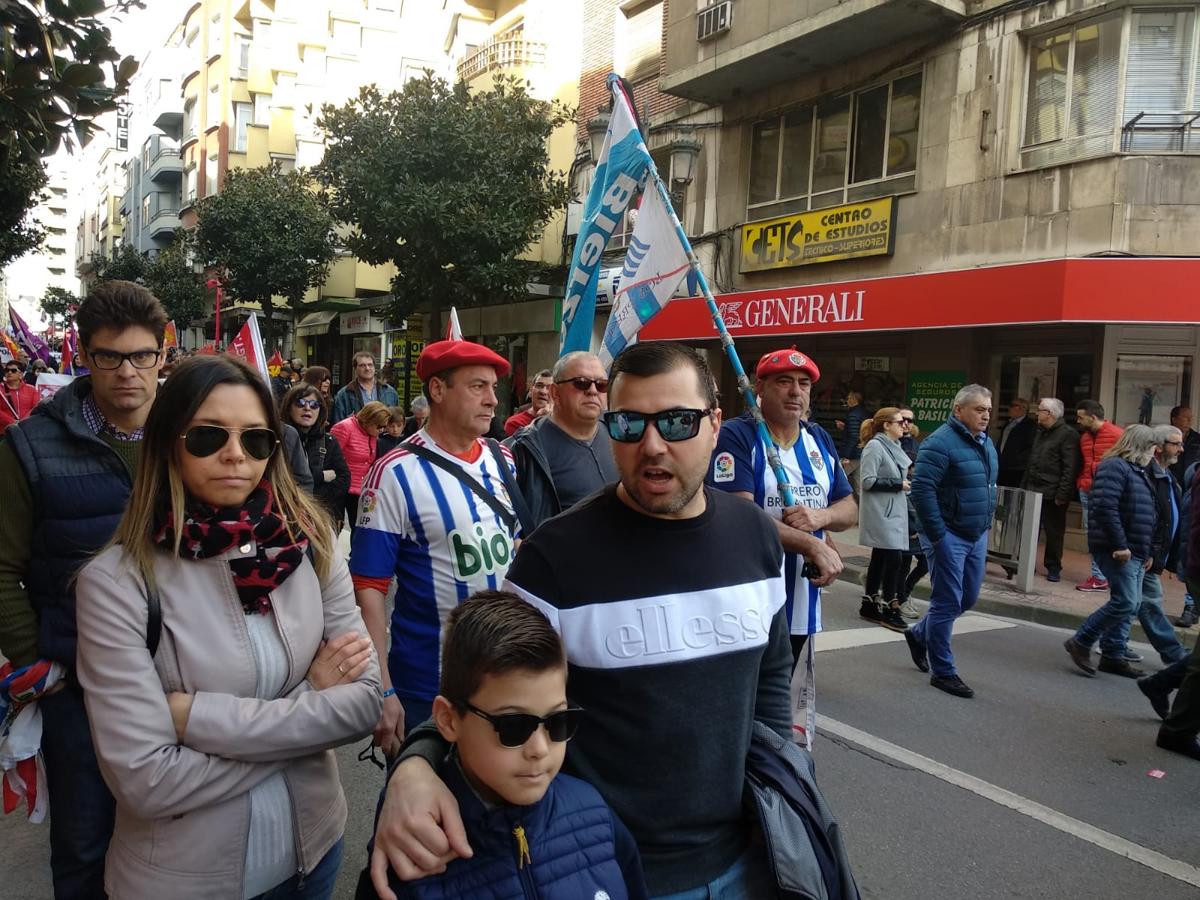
[4,579,1200,899]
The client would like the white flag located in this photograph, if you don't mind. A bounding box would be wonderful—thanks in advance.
[599,187,690,369]
[445,307,463,341]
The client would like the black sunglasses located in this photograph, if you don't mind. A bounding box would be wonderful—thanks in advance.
[463,702,584,748]
[293,397,322,410]
[602,408,712,444]
[3,367,20,374]
[556,377,609,393]
[900,417,913,424]
[181,425,279,460]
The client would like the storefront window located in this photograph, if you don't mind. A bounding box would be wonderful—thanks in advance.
[992,353,1095,426]
[1114,354,1193,426]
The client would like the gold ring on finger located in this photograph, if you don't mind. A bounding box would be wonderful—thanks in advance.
[338,663,346,674]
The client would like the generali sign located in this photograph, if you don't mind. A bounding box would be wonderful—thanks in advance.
[640,258,1200,342]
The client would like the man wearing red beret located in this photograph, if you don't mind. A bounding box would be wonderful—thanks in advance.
[350,339,524,755]
[707,347,856,664]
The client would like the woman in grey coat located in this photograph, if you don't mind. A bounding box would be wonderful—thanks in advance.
[858,407,913,631]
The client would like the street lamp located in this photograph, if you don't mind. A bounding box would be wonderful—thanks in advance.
[667,131,702,211]
[586,108,611,162]
[205,277,223,348]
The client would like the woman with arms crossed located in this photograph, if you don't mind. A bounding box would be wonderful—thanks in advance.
[75,355,381,900]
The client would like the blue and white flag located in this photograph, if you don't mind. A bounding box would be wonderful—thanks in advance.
[559,75,652,356]
[598,185,691,369]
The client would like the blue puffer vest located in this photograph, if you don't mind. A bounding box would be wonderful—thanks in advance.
[910,416,999,542]
[1087,456,1157,560]
[5,378,135,667]
[394,760,639,900]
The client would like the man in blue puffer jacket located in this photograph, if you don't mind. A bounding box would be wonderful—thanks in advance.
[902,385,999,699]
[1064,425,1162,677]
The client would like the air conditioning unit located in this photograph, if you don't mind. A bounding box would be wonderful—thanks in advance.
[697,1,732,42]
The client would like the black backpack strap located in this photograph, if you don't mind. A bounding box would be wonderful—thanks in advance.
[402,442,519,536]
[144,580,162,658]
[486,439,535,537]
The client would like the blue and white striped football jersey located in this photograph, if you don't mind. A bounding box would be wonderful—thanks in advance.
[349,430,520,702]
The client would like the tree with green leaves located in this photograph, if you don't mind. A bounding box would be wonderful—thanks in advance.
[193,164,337,350]
[145,235,207,331]
[38,285,78,330]
[314,74,573,327]
[88,241,147,286]
[1,0,141,266]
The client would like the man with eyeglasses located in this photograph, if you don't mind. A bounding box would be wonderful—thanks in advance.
[0,280,168,898]
[509,352,618,529]
[0,357,41,435]
[1020,398,1080,583]
[706,347,854,662]
[503,368,553,437]
[367,341,792,900]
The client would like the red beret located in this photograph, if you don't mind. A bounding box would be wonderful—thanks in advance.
[416,339,511,381]
[755,347,820,382]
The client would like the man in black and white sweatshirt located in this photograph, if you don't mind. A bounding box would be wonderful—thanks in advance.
[365,341,793,900]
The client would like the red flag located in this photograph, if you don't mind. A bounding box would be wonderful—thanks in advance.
[197,342,217,355]
[61,325,77,374]
[164,321,178,350]
[266,349,285,377]
[225,315,270,382]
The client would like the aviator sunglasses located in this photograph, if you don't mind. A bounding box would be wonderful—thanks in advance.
[180,425,279,460]
[602,408,712,444]
[463,702,584,748]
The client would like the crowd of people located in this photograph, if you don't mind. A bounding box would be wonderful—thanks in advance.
[1,278,1199,900]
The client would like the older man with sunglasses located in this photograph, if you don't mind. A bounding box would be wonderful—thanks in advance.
[367,341,793,900]
[0,281,168,898]
[508,351,618,529]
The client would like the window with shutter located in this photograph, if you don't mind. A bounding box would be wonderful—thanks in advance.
[1125,9,1196,151]
[621,1,663,83]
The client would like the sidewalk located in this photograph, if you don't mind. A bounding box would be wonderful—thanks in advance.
[830,526,1197,645]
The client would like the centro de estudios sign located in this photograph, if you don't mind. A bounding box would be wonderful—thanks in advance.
[739,196,897,272]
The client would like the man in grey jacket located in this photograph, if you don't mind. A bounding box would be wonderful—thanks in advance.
[1020,398,1080,583]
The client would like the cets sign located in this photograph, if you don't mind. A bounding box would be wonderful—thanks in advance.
[740,197,896,272]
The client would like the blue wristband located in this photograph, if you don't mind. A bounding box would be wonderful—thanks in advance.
[381,687,396,699]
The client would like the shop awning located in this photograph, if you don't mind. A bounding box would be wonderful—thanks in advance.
[296,310,339,337]
[641,258,1200,341]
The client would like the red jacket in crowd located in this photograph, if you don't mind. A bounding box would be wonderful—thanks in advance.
[330,416,377,496]
[1077,420,1124,494]
[0,381,41,435]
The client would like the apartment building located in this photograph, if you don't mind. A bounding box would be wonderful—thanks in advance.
[641,0,1200,435]
[74,130,127,286]
[2,155,78,319]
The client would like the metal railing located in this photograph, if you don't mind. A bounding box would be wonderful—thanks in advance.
[1121,110,1200,152]
[456,36,546,81]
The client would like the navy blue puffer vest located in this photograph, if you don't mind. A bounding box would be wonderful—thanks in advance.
[6,379,135,667]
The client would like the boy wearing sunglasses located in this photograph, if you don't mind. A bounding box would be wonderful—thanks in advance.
[361,590,647,899]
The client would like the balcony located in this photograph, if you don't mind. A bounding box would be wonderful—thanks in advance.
[148,208,182,239]
[148,146,184,182]
[662,0,964,104]
[152,91,184,134]
[456,36,546,82]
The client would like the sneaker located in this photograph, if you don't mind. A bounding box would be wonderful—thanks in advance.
[859,596,883,624]
[1123,649,1144,662]
[1075,576,1109,593]
[1046,570,1061,583]
[1176,608,1198,628]
[899,600,920,620]
[1098,656,1146,678]
[904,628,929,673]
[930,674,974,698]
[878,603,908,633]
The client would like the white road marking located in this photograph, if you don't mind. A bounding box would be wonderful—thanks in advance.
[816,617,1015,652]
[819,716,1200,889]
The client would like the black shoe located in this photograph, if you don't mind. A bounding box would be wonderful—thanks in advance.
[859,596,883,624]
[1177,608,1198,628]
[1156,729,1200,761]
[930,674,974,698]
[1098,656,1146,678]
[1063,637,1096,676]
[1138,677,1171,720]
[904,629,929,673]
[1046,570,1061,583]
[878,603,908,633]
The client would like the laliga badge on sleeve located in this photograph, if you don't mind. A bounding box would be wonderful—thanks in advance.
[713,451,735,483]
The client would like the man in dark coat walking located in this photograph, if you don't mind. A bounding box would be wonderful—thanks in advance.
[1021,398,1080,582]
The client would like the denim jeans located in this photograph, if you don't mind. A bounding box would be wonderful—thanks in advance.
[1075,555,1147,650]
[1099,569,1189,664]
[911,530,989,677]
[251,838,343,900]
[40,685,115,900]
[1078,492,1105,581]
[652,840,773,900]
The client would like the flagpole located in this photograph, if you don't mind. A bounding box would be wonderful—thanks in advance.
[641,163,796,508]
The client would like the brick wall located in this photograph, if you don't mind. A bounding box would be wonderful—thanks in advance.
[577,0,686,141]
